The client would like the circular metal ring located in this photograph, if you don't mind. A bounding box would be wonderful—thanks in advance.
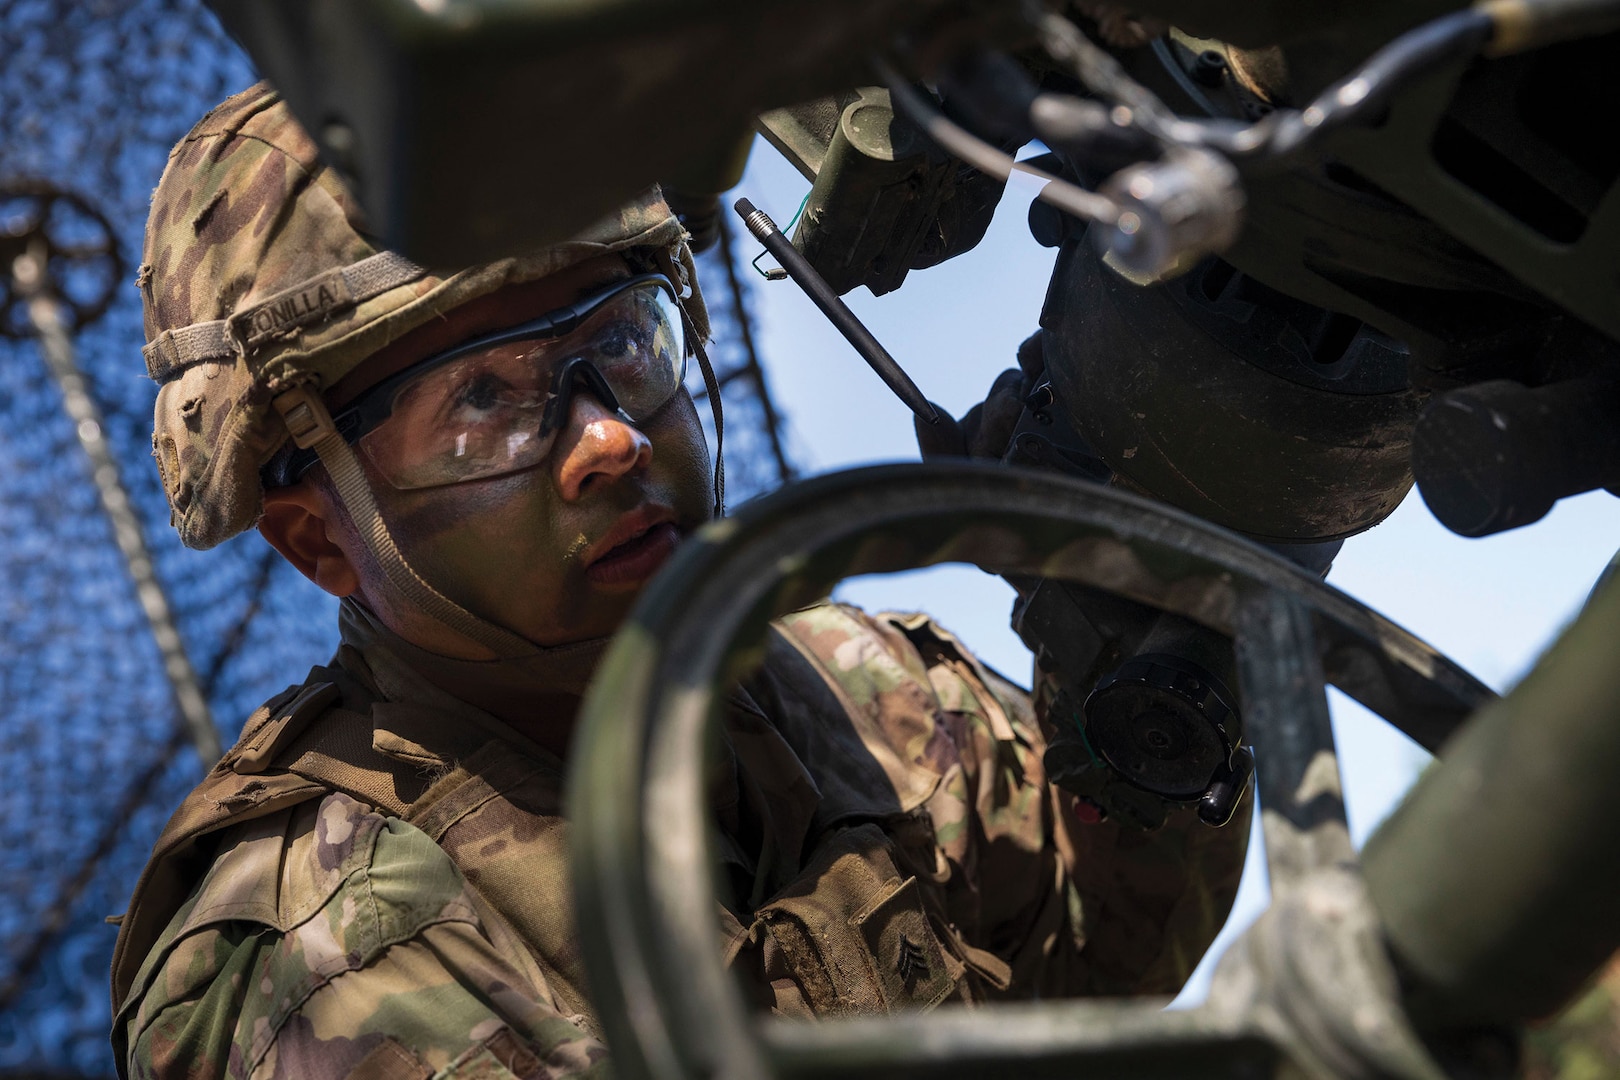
[568,462,1492,1080]
[0,180,124,338]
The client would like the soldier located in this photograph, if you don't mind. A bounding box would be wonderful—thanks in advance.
[111,84,1249,1079]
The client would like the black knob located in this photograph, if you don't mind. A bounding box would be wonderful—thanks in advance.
[1413,376,1620,537]
[1084,653,1239,801]
[1199,747,1255,827]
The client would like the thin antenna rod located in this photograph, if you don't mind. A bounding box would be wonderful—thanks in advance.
[735,198,939,426]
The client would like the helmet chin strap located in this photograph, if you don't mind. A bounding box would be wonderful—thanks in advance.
[683,303,726,518]
[269,286,725,660]
[273,385,537,659]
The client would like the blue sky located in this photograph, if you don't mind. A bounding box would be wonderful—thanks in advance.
[725,136,1620,1001]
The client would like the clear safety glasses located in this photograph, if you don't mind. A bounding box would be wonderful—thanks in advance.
[277,274,688,490]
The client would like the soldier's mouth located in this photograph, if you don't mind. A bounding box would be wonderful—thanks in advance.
[584,520,680,586]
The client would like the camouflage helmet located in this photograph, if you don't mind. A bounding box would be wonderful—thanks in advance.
[141,82,709,551]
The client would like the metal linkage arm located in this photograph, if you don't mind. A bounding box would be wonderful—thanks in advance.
[1236,590,1353,892]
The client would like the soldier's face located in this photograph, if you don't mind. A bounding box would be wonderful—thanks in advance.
[270,254,714,652]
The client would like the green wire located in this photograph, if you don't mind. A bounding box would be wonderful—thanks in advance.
[1072,706,1104,769]
[784,188,812,232]
[749,189,813,280]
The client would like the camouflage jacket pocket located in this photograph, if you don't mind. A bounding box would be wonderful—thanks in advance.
[750,823,965,1016]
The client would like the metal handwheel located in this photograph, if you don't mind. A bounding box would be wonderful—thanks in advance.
[0,181,123,339]
[568,462,1496,1080]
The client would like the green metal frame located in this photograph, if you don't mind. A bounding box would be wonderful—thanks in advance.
[567,462,1494,1080]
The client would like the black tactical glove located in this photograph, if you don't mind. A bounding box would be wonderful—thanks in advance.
[914,365,1032,461]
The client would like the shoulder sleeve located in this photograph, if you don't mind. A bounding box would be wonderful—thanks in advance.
[120,793,607,1080]
[804,605,1248,1000]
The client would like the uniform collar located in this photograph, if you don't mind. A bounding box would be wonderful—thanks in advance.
[338,598,577,768]
[335,598,823,904]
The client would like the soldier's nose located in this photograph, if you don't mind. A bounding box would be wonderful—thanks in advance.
[554,393,652,500]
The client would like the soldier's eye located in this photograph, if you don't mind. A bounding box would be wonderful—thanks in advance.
[596,318,638,359]
[454,372,509,413]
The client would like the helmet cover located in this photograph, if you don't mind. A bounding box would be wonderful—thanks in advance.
[141,82,707,549]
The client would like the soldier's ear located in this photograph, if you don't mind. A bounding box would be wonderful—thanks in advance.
[258,480,363,599]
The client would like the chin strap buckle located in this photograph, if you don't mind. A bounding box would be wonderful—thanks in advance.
[272,383,339,451]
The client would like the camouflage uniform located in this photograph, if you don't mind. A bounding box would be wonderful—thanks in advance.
[113,83,1249,1079]
[112,600,1248,1079]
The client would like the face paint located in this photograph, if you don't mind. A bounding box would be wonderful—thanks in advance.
[311,256,715,651]
[359,389,712,647]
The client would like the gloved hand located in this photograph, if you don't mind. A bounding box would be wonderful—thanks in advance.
[914,365,1032,461]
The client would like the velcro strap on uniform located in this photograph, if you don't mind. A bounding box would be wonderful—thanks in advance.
[142,251,427,383]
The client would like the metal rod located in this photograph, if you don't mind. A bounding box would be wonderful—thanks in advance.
[1233,587,1352,892]
[717,212,793,484]
[734,197,939,426]
[761,1001,1272,1080]
[11,245,221,767]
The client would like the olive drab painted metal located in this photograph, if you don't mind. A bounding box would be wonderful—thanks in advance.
[567,461,1501,1080]
[201,0,1037,268]
[139,82,706,551]
[1363,564,1620,1028]
[756,86,1005,298]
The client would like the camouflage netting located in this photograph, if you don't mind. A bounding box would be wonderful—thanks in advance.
[0,3,792,1074]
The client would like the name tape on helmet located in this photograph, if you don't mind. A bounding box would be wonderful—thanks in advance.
[142,251,426,383]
